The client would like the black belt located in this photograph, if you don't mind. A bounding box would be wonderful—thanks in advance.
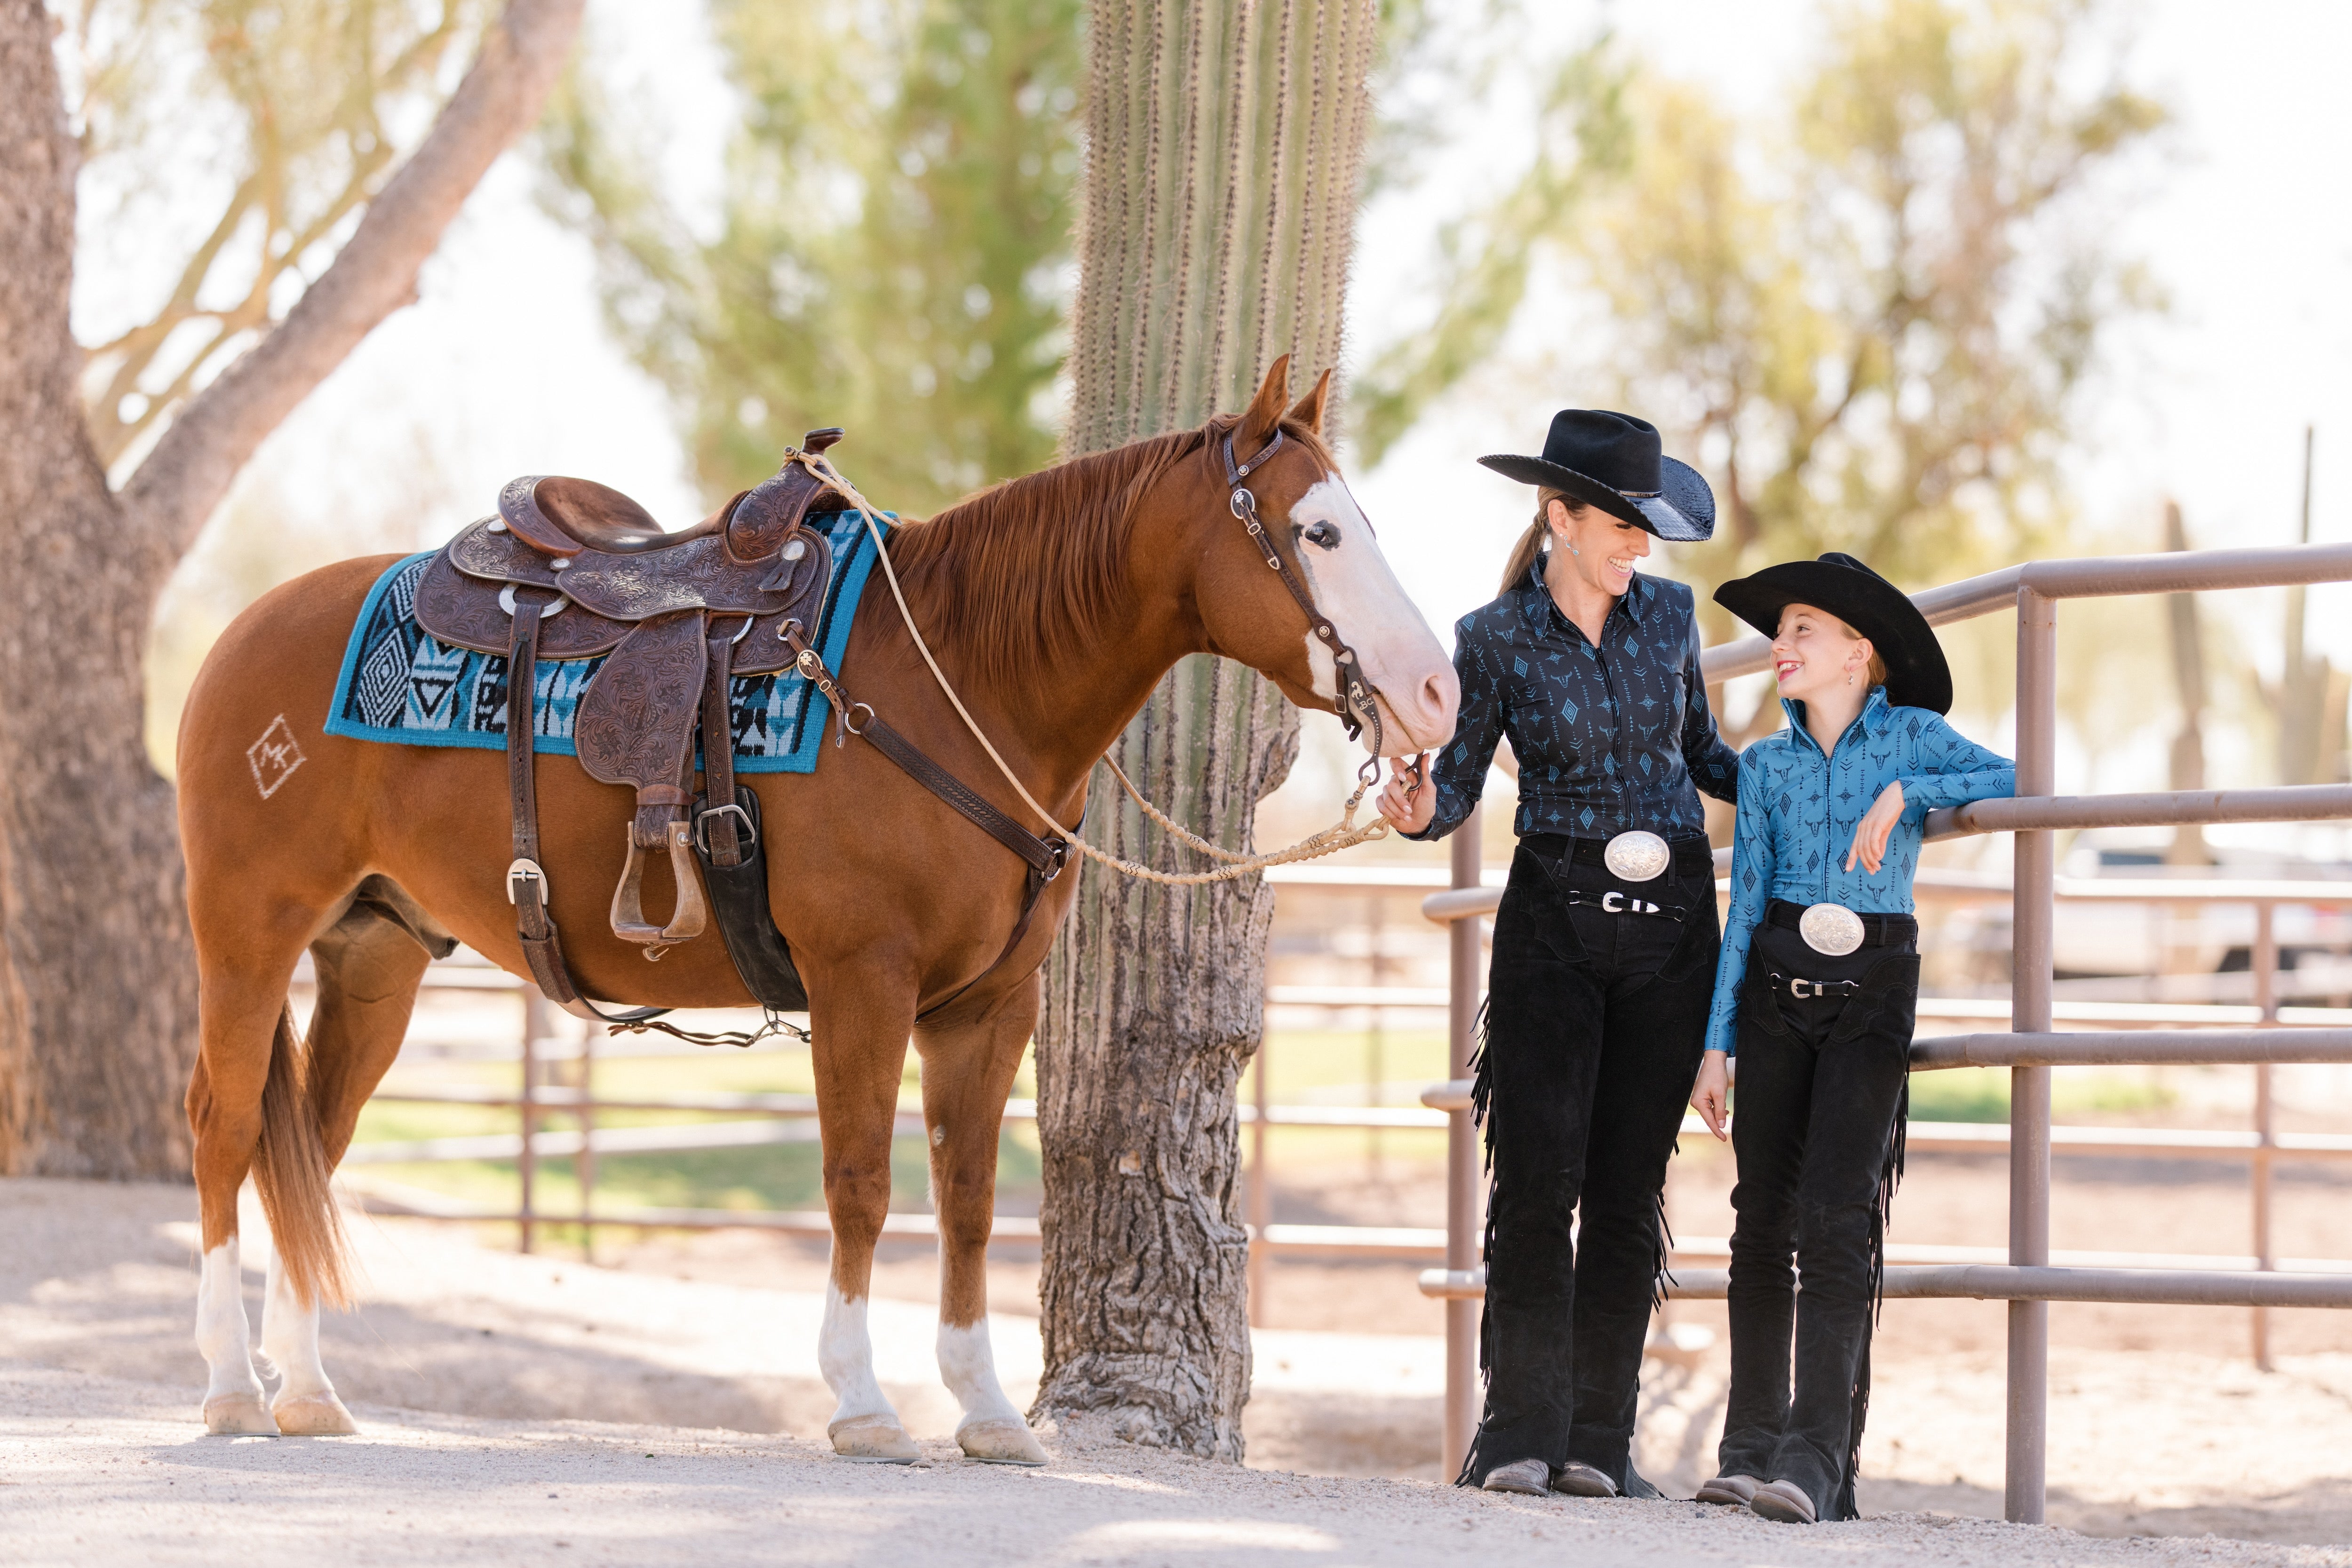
[1558,887,1687,918]
[1765,970,1861,999]
[1765,899,1915,947]
[1526,833,1715,879]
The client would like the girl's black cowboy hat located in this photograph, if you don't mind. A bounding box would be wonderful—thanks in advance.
[1478,409,1716,542]
[1713,553,1954,714]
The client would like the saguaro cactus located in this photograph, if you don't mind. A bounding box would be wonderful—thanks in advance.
[1032,0,1380,1458]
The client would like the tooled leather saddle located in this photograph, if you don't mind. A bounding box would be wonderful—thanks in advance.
[414,428,1068,1037]
[414,430,859,1023]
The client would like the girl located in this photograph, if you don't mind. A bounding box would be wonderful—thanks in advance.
[1381,408,1738,1500]
[1689,553,2015,1524]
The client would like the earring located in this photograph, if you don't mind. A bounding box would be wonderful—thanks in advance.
[1846,669,1855,687]
[1567,542,1580,557]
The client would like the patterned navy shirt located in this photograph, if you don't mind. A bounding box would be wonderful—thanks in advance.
[1705,686,2015,1054]
[1406,553,1739,843]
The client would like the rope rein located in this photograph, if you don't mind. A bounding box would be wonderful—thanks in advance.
[803,451,1401,886]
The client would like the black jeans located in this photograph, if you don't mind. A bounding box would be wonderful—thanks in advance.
[1462,835,1719,1489]
[1717,907,1919,1520]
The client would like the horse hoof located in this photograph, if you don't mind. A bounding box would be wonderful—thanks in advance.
[956,1418,1048,1466]
[272,1392,358,1436]
[202,1394,279,1436]
[827,1416,920,1464]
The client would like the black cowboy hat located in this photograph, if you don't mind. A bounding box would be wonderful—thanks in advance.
[1713,553,1953,714]
[1478,409,1716,542]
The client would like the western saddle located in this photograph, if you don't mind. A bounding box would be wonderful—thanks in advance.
[413,431,861,1025]
[414,429,1067,1037]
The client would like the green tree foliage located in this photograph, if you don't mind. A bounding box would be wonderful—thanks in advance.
[544,1,1082,514]
[1590,0,2167,601]
[62,0,493,467]
[1356,0,2165,609]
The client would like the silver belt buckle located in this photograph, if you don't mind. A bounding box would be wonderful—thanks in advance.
[1602,830,1670,882]
[1799,902,1865,956]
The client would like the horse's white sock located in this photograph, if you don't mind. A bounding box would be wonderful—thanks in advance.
[818,1281,899,1429]
[259,1247,335,1403]
[936,1318,1025,1431]
[195,1239,264,1406]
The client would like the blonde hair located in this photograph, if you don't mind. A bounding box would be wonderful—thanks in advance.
[1498,487,1578,595]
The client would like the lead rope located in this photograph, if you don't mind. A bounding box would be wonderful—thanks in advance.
[801,451,1403,886]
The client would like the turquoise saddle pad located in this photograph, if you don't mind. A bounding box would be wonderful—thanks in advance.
[323,508,890,773]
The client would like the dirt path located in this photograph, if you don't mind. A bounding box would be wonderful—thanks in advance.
[5,1178,2350,1562]
[12,1361,2350,1568]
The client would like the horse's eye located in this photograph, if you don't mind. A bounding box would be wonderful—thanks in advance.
[1302,520,1341,550]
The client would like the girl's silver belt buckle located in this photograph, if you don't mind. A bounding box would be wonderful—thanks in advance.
[1800,902,1866,956]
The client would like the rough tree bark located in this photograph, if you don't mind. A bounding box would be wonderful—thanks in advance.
[0,0,585,1178]
[1032,0,1380,1459]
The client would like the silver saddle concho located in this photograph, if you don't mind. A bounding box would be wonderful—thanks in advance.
[1799,901,1867,957]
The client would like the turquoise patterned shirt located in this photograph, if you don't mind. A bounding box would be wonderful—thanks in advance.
[1706,687,2014,1055]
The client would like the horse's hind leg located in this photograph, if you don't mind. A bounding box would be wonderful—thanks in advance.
[918,989,1049,1466]
[259,879,446,1435]
[187,919,316,1435]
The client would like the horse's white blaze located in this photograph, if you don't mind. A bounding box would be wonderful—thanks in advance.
[195,1240,264,1406]
[1289,477,1458,752]
[936,1319,1026,1431]
[260,1248,334,1402]
[818,1280,899,1428]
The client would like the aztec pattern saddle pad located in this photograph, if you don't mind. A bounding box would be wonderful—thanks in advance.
[325,508,890,773]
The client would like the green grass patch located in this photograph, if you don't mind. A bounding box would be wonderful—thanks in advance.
[1904,1067,2178,1124]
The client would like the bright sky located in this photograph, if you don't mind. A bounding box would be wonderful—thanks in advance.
[178,0,2352,809]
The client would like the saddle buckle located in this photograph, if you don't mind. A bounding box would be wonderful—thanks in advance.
[1791,977,1817,999]
[1602,890,1625,913]
[505,858,548,905]
[694,802,758,856]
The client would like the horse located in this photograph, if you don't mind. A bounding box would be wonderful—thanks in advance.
[172,359,1459,1461]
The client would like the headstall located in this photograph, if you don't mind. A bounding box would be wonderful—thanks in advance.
[1221,429,1387,782]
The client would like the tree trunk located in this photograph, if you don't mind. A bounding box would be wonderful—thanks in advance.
[0,0,584,1177]
[1032,0,1379,1458]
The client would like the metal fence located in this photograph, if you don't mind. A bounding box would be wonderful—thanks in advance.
[1415,542,2352,1522]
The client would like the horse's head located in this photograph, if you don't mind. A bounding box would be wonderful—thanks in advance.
[1185,359,1459,757]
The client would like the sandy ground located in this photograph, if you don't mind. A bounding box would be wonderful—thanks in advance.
[5,1177,2352,1563]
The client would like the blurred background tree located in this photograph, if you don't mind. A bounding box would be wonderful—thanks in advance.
[67,0,496,468]
[543,0,1084,515]
[1353,0,2167,654]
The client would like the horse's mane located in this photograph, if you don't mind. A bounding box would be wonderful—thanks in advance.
[884,414,1333,689]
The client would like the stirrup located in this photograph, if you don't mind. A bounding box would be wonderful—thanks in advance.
[610,820,710,955]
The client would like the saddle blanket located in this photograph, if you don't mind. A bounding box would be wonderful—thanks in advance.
[324,508,890,773]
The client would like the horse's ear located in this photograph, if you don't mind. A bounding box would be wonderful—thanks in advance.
[1286,367,1334,436]
[1238,355,1292,448]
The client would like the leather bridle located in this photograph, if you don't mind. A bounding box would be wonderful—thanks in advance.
[1220,429,1386,774]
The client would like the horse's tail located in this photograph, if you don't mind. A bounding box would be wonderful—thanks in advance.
[250,1003,352,1310]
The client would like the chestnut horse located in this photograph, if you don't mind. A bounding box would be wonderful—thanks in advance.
[173,361,1458,1460]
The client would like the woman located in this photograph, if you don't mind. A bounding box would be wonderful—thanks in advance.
[1380,408,1738,1499]
[1687,554,2014,1524]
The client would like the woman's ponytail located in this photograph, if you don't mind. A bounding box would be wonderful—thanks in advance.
[1498,488,1572,595]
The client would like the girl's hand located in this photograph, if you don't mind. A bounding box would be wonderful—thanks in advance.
[1376,753,1435,834]
[1846,780,1904,874]
[1691,1051,1730,1141]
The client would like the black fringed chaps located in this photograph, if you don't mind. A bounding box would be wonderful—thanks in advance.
[1457,837,1718,1489]
[1715,912,1917,1520]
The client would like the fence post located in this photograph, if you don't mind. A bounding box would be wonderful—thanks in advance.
[579,1022,597,1264]
[2007,586,2057,1524]
[1443,807,1484,1481]
[1248,1036,1271,1327]
[519,989,542,1255]
[2253,901,2278,1370]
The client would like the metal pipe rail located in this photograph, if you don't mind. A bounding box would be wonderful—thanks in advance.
[1420,1265,2352,1309]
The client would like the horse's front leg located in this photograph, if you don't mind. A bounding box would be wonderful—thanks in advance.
[812,976,922,1462]
[917,981,1049,1465]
